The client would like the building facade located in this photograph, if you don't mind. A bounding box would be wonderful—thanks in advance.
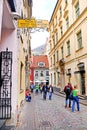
[0,0,32,126]
[30,55,49,85]
[49,0,87,95]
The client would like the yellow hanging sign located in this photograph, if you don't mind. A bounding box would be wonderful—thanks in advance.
[18,19,37,28]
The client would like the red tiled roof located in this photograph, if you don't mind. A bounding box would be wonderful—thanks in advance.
[30,55,49,68]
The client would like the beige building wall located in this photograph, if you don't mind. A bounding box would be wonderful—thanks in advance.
[17,0,32,108]
[49,0,87,95]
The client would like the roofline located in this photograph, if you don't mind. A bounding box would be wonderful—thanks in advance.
[49,0,59,24]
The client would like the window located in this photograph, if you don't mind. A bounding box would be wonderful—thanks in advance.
[56,16,57,25]
[51,57,52,67]
[56,51,59,62]
[60,26,63,36]
[35,71,38,76]
[28,0,32,6]
[61,46,64,59]
[50,43,52,50]
[75,2,80,19]
[67,40,70,55]
[54,73,56,85]
[46,71,49,76]
[20,62,23,90]
[77,31,82,49]
[53,37,55,46]
[68,68,71,73]
[60,6,62,16]
[40,71,44,76]
[53,54,55,65]
[56,32,58,43]
[66,17,69,29]
[38,62,45,67]
[65,0,67,4]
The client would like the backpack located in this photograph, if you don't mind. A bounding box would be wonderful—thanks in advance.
[65,86,71,95]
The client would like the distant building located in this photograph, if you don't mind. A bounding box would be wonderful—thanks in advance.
[30,55,49,85]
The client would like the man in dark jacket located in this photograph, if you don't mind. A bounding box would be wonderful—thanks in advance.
[42,84,48,100]
[64,83,73,108]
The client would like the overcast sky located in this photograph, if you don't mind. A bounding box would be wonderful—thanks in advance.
[31,0,57,49]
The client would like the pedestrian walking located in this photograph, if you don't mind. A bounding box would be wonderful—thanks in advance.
[30,82,34,93]
[35,84,39,94]
[48,85,53,100]
[42,83,48,100]
[72,85,80,112]
[64,83,73,108]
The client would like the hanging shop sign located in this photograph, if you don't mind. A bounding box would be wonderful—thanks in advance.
[18,19,49,28]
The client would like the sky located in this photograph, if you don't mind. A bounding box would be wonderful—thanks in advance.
[31,0,57,49]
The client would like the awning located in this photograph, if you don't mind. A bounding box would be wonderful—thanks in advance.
[35,80,40,82]
[74,70,85,74]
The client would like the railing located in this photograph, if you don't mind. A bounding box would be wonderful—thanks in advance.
[0,48,12,119]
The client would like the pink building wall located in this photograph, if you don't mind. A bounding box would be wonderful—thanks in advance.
[0,28,19,123]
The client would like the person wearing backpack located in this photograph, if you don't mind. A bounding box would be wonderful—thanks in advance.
[64,83,73,108]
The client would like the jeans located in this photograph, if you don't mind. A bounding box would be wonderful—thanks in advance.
[49,92,52,100]
[72,96,80,112]
[26,96,31,102]
[43,92,47,100]
[65,94,71,107]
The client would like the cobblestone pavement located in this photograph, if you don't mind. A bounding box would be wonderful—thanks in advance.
[15,92,87,130]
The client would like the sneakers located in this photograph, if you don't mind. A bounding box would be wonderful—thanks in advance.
[65,105,67,108]
[65,105,71,108]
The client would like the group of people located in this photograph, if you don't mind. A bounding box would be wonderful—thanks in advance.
[25,82,80,112]
[42,84,53,100]
[25,83,54,102]
[64,83,80,112]
[29,82,54,100]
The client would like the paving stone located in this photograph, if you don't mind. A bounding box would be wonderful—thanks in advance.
[15,92,87,130]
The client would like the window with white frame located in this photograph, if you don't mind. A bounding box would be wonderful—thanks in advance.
[60,26,63,36]
[51,57,52,67]
[77,30,82,49]
[40,71,44,76]
[56,51,59,62]
[56,16,57,25]
[53,54,55,65]
[60,6,62,16]
[67,40,70,55]
[75,2,80,19]
[61,46,64,59]
[38,62,45,67]
[35,71,38,76]
[46,71,49,76]
[56,32,58,43]
[66,16,69,29]
[65,0,67,4]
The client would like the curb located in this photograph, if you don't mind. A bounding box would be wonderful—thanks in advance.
[54,92,87,106]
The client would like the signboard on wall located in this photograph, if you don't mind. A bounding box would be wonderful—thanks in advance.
[18,18,49,28]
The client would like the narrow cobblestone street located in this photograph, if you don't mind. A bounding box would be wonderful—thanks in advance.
[15,92,87,130]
